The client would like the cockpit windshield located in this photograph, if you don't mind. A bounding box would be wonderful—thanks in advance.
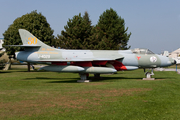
[132,48,154,54]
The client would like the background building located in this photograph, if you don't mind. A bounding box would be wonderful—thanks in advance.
[0,38,4,49]
[169,48,180,64]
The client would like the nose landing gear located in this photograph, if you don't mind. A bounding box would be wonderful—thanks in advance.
[143,68,155,80]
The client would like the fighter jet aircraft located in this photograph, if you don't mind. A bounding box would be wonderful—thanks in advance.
[8,29,176,82]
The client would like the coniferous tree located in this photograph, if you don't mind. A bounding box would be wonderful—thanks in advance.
[89,8,131,50]
[57,12,92,49]
[82,11,93,49]
[56,9,131,50]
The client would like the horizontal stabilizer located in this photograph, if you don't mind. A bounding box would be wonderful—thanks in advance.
[5,45,41,47]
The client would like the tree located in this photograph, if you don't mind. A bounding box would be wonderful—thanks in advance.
[56,9,131,50]
[56,12,92,49]
[89,8,131,50]
[3,10,54,55]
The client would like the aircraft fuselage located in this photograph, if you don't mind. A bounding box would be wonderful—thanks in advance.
[16,49,175,73]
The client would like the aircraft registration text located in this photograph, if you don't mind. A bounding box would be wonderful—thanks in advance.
[38,55,50,59]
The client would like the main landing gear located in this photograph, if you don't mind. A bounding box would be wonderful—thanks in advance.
[77,73,91,82]
[77,73,101,82]
[143,68,155,80]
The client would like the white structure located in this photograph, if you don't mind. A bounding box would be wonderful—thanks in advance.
[169,48,180,58]
[0,38,4,49]
[169,48,180,64]
[161,51,169,57]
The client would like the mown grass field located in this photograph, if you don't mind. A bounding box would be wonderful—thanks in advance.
[0,65,180,120]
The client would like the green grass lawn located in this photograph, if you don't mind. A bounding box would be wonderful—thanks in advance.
[0,66,180,120]
[167,64,180,69]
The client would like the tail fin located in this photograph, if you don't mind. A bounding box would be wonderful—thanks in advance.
[18,29,51,49]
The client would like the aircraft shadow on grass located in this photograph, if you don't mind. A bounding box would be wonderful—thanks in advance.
[22,76,149,83]
[0,71,13,73]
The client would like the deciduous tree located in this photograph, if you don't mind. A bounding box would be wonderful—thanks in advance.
[3,10,54,55]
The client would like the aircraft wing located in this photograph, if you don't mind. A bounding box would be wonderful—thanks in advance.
[37,56,124,62]
[90,56,124,61]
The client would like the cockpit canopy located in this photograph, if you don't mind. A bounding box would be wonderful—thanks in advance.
[132,48,154,54]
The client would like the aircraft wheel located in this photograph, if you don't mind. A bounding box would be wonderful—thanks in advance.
[145,72,152,78]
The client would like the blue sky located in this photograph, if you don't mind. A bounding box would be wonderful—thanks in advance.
[1,0,180,53]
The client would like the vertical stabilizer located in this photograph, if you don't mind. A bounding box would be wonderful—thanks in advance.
[18,29,51,49]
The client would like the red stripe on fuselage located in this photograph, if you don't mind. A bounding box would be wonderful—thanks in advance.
[52,62,67,65]
[71,61,92,67]
[92,61,107,66]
